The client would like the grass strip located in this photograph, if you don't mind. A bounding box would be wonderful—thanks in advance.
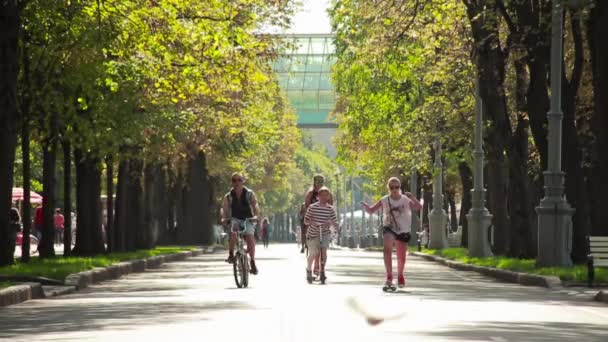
[0,246,197,282]
[0,281,15,290]
[421,247,607,283]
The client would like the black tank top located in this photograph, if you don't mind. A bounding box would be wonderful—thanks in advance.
[230,188,253,220]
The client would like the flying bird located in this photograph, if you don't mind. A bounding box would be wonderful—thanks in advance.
[346,296,407,326]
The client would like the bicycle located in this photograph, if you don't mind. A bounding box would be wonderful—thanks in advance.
[225,218,257,288]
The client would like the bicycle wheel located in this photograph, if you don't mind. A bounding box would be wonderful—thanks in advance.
[241,253,249,288]
[233,252,244,288]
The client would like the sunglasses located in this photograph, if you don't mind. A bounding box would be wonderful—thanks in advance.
[389,186,400,190]
[232,178,243,183]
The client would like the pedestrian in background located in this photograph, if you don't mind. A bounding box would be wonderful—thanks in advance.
[54,208,65,244]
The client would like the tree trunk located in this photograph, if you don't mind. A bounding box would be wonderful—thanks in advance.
[446,189,458,233]
[422,178,432,228]
[465,0,512,255]
[507,114,536,258]
[511,0,552,171]
[588,0,608,237]
[21,106,32,262]
[562,11,590,262]
[20,32,32,262]
[127,155,144,251]
[165,167,177,244]
[105,155,114,253]
[157,166,169,246]
[72,150,105,256]
[458,162,472,248]
[113,158,129,252]
[143,163,165,249]
[142,164,153,249]
[62,141,72,256]
[506,54,536,259]
[179,151,213,245]
[39,135,57,258]
[0,3,22,266]
[176,170,188,244]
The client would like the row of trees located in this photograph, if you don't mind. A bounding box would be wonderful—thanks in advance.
[330,0,608,261]
[0,0,337,266]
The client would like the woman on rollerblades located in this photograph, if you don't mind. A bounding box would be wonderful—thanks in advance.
[361,177,422,290]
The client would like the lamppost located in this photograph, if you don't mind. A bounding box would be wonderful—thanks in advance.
[349,176,355,248]
[535,0,582,267]
[409,170,420,247]
[466,79,493,257]
[429,141,448,249]
[334,169,340,222]
[334,168,341,245]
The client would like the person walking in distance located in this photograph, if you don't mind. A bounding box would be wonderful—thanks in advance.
[54,208,65,244]
[361,177,422,288]
[261,217,271,248]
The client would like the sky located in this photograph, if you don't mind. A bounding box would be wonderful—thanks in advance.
[287,0,333,34]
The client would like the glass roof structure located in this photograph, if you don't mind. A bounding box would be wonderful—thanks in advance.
[273,34,337,128]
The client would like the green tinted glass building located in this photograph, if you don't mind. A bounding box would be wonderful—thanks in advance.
[273,34,336,128]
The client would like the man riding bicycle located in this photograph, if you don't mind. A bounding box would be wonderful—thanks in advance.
[222,172,261,275]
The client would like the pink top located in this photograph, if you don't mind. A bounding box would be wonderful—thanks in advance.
[54,214,65,229]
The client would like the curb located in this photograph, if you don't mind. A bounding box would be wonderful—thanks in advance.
[1,247,214,308]
[0,283,44,307]
[65,250,203,290]
[411,251,563,289]
[594,291,608,304]
[43,285,77,298]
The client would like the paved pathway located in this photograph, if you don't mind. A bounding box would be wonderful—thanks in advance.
[1,244,607,341]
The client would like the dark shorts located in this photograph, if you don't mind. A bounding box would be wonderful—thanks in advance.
[383,226,411,243]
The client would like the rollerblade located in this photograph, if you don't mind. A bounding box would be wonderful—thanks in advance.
[319,271,327,285]
[397,275,405,288]
[306,269,314,284]
[382,278,396,292]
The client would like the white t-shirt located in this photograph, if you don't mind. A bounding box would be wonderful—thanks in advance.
[381,194,412,234]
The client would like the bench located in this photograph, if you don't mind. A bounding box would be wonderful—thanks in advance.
[587,236,608,287]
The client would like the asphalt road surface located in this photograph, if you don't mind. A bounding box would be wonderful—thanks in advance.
[1,244,607,341]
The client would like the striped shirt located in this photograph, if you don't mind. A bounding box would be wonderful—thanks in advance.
[304,202,337,239]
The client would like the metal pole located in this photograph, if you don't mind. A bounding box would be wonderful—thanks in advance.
[409,171,420,247]
[536,0,574,267]
[350,177,355,248]
[466,78,493,257]
[429,141,448,249]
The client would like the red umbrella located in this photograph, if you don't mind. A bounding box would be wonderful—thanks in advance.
[12,187,43,204]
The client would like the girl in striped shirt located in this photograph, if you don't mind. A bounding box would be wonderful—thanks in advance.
[304,186,337,284]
